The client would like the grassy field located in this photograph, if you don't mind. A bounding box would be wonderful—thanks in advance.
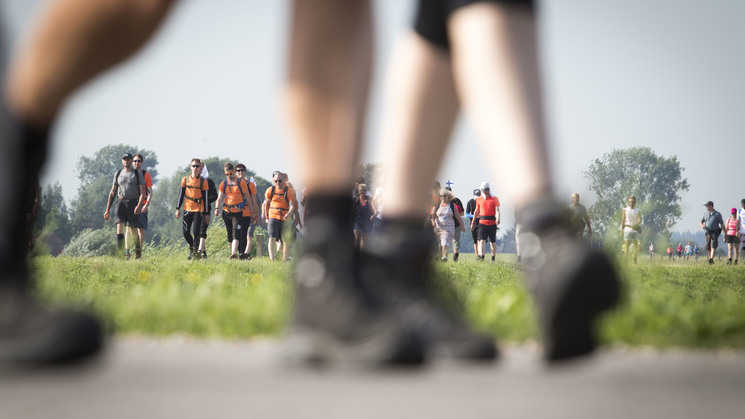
[31,247,745,349]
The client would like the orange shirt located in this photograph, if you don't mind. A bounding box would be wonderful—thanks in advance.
[476,195,500,225]
[265,185,296,220]
[241,182,258,217]
[181,176,208,213]
[220,178,248,213]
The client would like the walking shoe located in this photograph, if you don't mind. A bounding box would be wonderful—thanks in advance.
[200,251,207,260]
[1,287,104,365]
[441,257,447,262]
[229,254,238,260]
[727,259,732,265]
[453,253,459,262]
[134,248,142,259]
[287,217,426,366]
[239,253,248,260]
[187,249,193,260]
[491,255,495,262]
[124,250,130,260]
[708,258,714,265]
[361,226,497,362]
[519,198,620,362]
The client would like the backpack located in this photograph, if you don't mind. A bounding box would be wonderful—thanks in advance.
[269,185,289,203]
[221,178,249,209]
[206,178,217,204]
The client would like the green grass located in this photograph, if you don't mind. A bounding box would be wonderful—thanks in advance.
[31,249,745,349]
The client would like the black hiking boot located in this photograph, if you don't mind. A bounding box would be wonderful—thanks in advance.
[361,224,497,362]
[453,253,459,262]
[1,287,104,365]
[287,217,426,366]
[200,250,207,260]
[519,198,620,362]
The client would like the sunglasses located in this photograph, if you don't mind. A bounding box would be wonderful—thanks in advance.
[191,164,200,168]
[236,169,245,172]
[133,160,142,163]
[274,179,283,183]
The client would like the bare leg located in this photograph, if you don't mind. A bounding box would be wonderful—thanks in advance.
[379,33,459,218]
[268,238,277,261]
[449,3,550,207]
[285,0,373,193]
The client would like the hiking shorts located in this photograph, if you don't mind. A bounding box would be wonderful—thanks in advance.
[477,223,497,243]
[267,218,284,240]
[414,0,533,49]
[725,234,740,245]
[115,199,139,227]
[705,232,720,250]
[137,212,148,230]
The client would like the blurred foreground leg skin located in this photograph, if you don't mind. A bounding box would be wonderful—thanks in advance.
[448,0,620,361]
[1,0,177,365]
[284,0,425,366]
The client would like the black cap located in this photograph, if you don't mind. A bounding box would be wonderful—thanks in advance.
[473,189,481,196]
[444,186,452,191]
[122,153,133,160]
[703,201,713,207]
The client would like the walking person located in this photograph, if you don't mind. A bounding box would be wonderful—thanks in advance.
[446,186,465,261]
[194,161,216,259]
[465,188,481,259]
[738,199,745,260]
[724,208,740,265]
[235,163,259,260]
[432,188,465,261]
[104,153,146,258]
[175,158,209,260]
[568,193,592,241]
[124,153,153,258]
[214,162,254,260]
[700,201,725,265]
[684,242,692,261]
[352,183,376,250]
[471,182,500,261]
[648,242,655,260]
[620,196,641,263]
[262,171,296,261]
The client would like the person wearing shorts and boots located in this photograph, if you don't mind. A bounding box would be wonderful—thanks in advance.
[471,182,500,261]
[700,201,725,265]
[724,208,740,265]
[465,188,481,258]
[262,171,295,261]
[175,158,209,260]
[738,199,745,260]
[620,196,642,264]
[215,162,254,259]
[104,153,146,258]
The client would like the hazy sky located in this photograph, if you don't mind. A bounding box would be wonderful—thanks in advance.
[4,0,744,232]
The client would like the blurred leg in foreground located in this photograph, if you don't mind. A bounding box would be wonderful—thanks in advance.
[1,0,178,365]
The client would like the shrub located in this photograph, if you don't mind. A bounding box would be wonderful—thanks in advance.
[62,227,117,257]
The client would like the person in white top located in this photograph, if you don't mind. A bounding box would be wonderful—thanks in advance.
[620,196,642,263]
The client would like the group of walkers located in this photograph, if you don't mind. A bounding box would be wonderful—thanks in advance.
[699,200,744,265]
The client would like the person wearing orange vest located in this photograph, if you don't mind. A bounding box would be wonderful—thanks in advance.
[262,171,296,261]
[215,162,254,260]
[235,163,260,260]
[175,158,209,260]
[471,182,500,262]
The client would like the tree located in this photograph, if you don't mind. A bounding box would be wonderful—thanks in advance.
[33,182,73,250]
[359,162,383,190]
[584,147,689,246]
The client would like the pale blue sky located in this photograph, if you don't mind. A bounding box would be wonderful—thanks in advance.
[4,0,744,232]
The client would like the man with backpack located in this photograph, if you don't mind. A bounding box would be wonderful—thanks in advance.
[195,161,217,259]
[235,163,259,260]
[215,162,255,259]
[104,153,146,258]
[175,158,210,260]
[262,171,296,261]
[125,153,153,259]
[445,186,465,262]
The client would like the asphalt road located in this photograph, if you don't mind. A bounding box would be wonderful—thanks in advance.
[2,338,744,419]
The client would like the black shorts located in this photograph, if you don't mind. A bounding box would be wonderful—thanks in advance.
[115,199,139,227]
[705,233,720,250]
[414,0,533,49]
[477,223,497,243]
[725,235,740,245]
[137,212,148,230]
[267,218,284,240]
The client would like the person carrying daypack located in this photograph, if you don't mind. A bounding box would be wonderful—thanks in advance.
[215,162,254,259]
[262,170,296,261]
[105,153,146,259]
[175,158,209,260]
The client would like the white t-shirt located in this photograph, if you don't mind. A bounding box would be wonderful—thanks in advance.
[738,208,745,235]
[623,207,641,233]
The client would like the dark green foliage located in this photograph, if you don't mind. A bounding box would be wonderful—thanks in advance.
[61,227,117,257]
[76,144,159,186]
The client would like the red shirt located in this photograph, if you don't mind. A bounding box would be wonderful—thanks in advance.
[476,195,500,225]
